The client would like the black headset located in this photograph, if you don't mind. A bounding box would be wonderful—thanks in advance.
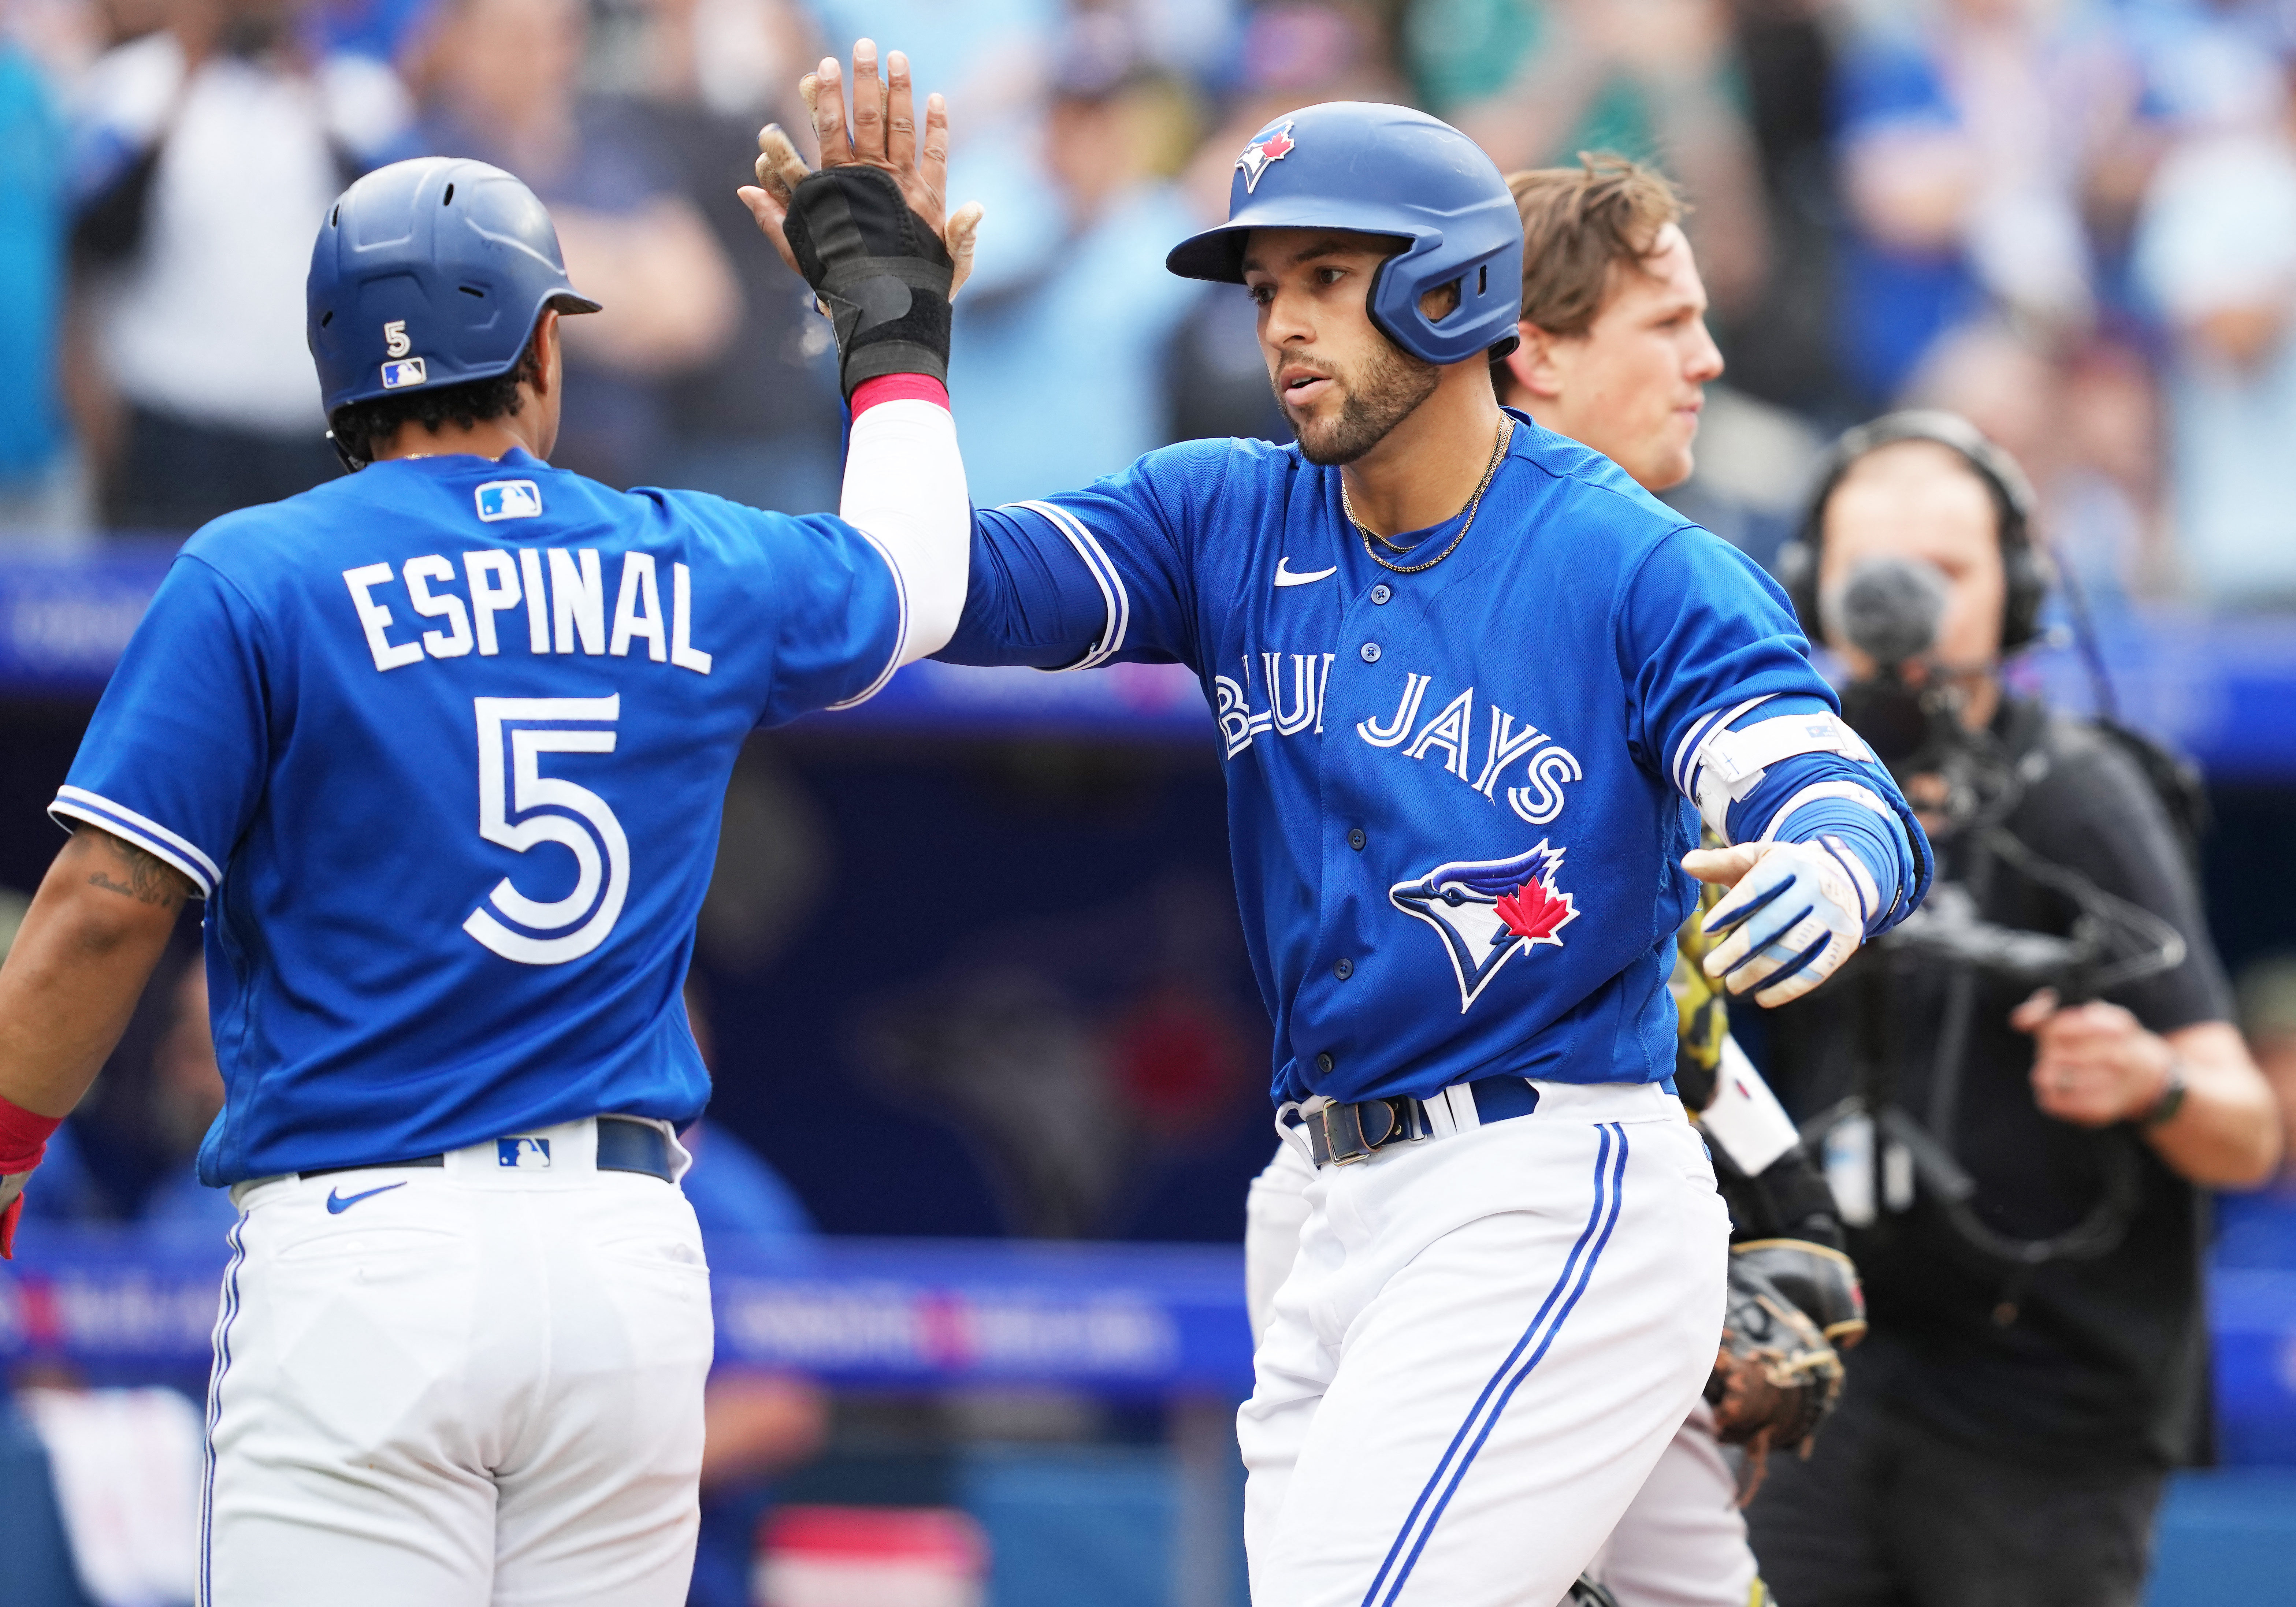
[1776,409,2052,657]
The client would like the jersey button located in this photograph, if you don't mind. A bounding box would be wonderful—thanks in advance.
[1348,827,1367,852]
[1360,642,1381,663]
[1370,584,1392,605]
[1316,1052,1335,1074]
[1334,957,1354,980]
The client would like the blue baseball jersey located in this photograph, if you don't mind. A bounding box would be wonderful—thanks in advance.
[942,412,1921,1107]
[56,449,901,1186]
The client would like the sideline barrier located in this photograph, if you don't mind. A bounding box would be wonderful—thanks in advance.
[0,1229,1258,1396]
[6,1227,2295,1457]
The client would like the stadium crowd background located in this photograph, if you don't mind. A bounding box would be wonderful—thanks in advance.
[8,1,2296,1604]
[15,0,2296,1219]
[9,0,2296,618]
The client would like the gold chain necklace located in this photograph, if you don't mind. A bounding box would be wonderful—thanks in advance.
[1342,417,1514,576]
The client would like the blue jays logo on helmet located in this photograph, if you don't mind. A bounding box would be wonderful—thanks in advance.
[1164,102,1523,367]
[1391,841,1579,1012]
[1235,119,1296,194]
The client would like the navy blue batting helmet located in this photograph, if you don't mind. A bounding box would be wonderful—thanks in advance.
[1167,103,1522,367]
[307,157,599,421]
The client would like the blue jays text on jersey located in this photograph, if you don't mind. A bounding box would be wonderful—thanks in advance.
[940,413,1927,1108]
[53,449,903,1185]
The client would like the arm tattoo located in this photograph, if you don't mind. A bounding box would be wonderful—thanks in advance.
[82,828,190,911]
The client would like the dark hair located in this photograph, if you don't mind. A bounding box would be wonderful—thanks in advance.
[1506,153,1683,336]
[327,331,545,468]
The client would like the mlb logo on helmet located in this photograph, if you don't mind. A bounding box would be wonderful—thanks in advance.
[497,1136,553,1169]
[380,357,429,390]
[1235,119,1296,194]
[476,480,543,521]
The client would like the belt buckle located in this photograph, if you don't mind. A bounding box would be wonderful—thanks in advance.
[1316,1102,1370,1166]
[1313,1098,1421,1167]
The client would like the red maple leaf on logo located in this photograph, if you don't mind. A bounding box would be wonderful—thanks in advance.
[1493,879,1575,944]
[1256,128,1295,161]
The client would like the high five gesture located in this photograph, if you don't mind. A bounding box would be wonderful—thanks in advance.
[738,40,983,308]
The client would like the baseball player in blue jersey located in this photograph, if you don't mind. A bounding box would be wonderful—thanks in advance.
[754,74,1929,1607]
[1243,155,1869,1607]
[0,126,975,1602]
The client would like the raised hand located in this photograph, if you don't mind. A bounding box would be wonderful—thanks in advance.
[738,41,982,300]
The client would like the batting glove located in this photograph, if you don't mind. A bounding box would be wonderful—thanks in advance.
[782,166,955,400]
[1700,837,1879,1007]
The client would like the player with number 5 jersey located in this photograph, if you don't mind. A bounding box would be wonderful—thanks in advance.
[59,390,917,1171]
[53,163,961,1181]
[0,127,974,1607]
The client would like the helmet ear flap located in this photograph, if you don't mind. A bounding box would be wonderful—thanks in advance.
[1366,238,1527,368]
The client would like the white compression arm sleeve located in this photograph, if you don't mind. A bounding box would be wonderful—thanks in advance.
[839,393,971,670]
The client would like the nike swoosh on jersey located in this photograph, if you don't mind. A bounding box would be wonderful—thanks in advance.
[325,1181,410,1214]
[1274,558,1338,588]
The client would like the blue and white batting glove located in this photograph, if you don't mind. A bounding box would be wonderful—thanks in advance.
[1699,837,1879,1008]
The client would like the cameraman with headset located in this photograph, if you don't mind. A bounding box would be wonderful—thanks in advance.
[1743,413,2281,1607]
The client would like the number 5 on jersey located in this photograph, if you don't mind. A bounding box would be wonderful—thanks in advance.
[465,696,628,965]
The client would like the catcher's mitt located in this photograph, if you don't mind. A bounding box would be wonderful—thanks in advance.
[1705,1245,1848,1476]
[1734,1237,1867,1348]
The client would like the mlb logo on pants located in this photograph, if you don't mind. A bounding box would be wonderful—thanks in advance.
[498,1137,552,1169]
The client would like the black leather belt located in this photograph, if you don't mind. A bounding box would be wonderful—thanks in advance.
[1290,1076,1541,1167]
[299,1117,675,1183]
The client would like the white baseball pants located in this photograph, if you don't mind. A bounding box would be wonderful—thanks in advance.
[1248,1142,1758,1607]
[1240,1082,1730,1607]
[1581,1402,1759,1607]
[199,1117,714,1607]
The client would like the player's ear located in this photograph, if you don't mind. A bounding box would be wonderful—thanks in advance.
[1503,319,1566,403]
[522,309,566,462]
[533,309,562,402]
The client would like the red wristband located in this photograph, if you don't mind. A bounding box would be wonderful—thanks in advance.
[0,1091,62,1173]
[851,373,950,417]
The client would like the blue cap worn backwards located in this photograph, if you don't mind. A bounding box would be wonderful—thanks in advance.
[308,157,600,423]
[1167,103,1523,367]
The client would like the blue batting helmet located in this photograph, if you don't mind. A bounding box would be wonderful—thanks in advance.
[307,157,599,421]
[1166,103,1522,367]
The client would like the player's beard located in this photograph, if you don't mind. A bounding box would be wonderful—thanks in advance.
[1281,338,1441,466]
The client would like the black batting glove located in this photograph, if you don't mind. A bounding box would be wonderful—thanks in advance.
[780,165,954,400]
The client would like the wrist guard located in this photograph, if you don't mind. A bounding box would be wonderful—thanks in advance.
[781,166,954,399]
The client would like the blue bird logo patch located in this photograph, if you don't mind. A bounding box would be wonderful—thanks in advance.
[1391,841,1579,1011]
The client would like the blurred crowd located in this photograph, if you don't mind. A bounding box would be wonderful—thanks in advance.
[7,0,2296,607]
